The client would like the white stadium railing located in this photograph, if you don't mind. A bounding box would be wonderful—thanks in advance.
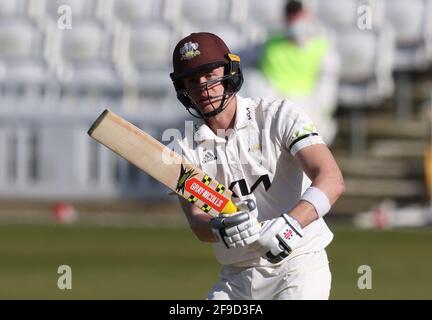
[0,110,183,200]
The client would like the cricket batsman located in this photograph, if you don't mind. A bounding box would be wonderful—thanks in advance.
[170,32,345,300]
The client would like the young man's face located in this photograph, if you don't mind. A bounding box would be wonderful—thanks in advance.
[183,66,226,114]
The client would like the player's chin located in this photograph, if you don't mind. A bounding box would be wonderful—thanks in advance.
[196,103,217,114]
[198,104,216,114]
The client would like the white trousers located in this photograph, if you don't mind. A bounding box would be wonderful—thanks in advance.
[208,250,331,300]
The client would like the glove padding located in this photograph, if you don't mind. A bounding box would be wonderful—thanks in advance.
[210,199,261,249]
[252,214,303,264]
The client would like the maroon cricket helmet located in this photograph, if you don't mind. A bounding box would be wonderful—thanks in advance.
[170,32,232,81]
[169,32,243,119]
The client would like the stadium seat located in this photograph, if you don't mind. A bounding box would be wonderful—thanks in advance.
[0,18,42,58]
[316,0,357,28]
[48,19,122,110]
[337,27,394,106]
[112,0,162,23]
[59,20,108,63]
[313,0,392,106]
[129,68,172,98]
[315,0,358,28]
[301,0,319,13]
[0,18,49,109]
[121,21,175,105]
[1,59,48,87]
[43,0,94,19]
[240,0,285,28]
[233,0,285,43]
[60,61,122,96]
[0,0,19,16]
[339,34,376,83]
[384,0,432,71]
[336,26,395,156]
[167,0,229,26]
[180,22,246,52]
[126,21,173,69]
[308,0,393,109]
[316,0,386,30]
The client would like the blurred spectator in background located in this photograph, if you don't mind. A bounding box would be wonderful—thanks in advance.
[240,0,340,145]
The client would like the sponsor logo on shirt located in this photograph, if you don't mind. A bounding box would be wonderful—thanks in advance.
[246,107,251,120]
[248,143,262,153]
[202,150,217,164]
[229,174,272,198]
[293,123,317,139]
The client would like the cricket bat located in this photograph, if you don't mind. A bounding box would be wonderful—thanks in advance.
[87,109,238,217]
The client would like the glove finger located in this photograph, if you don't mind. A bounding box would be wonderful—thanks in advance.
[210,212,248,230]
[244,234,260,245]
[237,219,261,233]
[227,242,237,249]
[221,212,250,228]
[224,219,259,236]
[246,224,261,236]
[239,226,260,240]
[265,251,284,264]
[224,236,233,244]
[223,225,239,237]
[209,217,225,230]
[225,221,261,236]
[230,234,242,243]
[257,217,286,246]
[270,238,283,256]
[235,221,253,233]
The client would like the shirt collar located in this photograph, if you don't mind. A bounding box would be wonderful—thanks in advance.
[194,95,254,142]
[194,124,225,142]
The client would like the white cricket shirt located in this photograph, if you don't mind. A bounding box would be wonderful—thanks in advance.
[176,95,334,267]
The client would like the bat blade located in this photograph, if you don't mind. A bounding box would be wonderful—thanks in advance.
[88,109,237,216]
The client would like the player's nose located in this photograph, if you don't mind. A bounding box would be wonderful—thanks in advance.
[198,79,211,96]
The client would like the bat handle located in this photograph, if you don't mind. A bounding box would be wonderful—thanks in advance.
[244,199,256,211]
[236,198,256,212]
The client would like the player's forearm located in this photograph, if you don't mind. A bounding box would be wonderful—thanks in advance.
[178,197,218,243]
[188,214,219,243]
[311,171,346,205]
[289,200,325,228]
[290,170,345,228]
[293,145,345,227]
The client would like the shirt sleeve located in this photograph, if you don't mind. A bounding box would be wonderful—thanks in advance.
[277,100,326,157]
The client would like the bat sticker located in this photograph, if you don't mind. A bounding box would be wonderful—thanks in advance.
[185,177,230,212]
[176,164,198,195]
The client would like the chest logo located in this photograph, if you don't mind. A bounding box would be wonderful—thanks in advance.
[202,150,217,164]
[229,174,272,198]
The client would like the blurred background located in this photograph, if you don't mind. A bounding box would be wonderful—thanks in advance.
[0,0,431,299]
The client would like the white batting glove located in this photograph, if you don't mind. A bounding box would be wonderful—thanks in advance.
[251,214,303,264]
[209,199,261,249]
